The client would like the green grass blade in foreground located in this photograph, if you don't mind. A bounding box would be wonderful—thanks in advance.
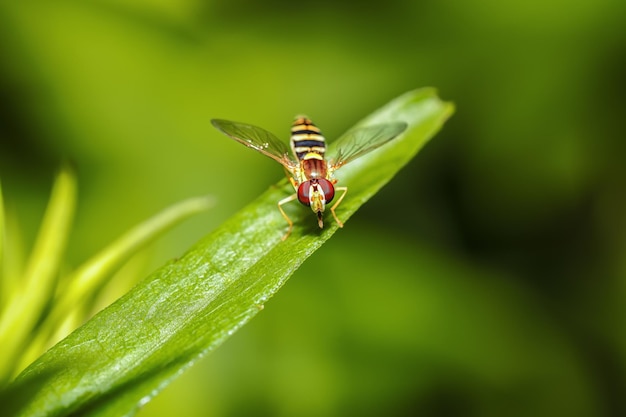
[6,88,454,417]
[14,196,215,377]
[0,179,5,306]
[0,167,76,384]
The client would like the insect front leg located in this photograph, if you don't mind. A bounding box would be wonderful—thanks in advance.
[330,186,348,228]
[278,193,298,240]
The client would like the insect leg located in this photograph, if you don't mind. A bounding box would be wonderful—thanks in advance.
[330,186,348,228]
[278,193,298,240]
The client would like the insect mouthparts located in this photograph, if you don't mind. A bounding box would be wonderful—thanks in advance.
[317,211,324,228]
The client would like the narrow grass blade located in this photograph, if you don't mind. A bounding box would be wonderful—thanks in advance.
[0,167,76,383]
[5,88,454,417]
[0,179,5,308]
[16,196,215,375]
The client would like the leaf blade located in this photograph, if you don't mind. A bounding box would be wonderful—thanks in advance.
[14,196,215,376]
[7,88,454,417]
[0,166,76,383]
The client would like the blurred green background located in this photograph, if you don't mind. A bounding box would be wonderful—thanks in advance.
[1,0,624,416]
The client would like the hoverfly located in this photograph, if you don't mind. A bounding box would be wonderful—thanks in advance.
[211,116,407,240]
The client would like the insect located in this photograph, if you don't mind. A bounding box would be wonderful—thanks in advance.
[211,116,407,240]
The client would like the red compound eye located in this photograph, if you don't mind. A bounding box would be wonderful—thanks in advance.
[297,181,312,206]
[297,179,335,206]
[317,178,335,202]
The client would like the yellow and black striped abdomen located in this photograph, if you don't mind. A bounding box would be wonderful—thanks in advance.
[290,116,326,161]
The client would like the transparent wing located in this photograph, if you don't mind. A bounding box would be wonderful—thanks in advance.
[211,119,298,170]
[330,122,408,169]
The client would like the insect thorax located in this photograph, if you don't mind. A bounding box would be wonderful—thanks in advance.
[301,156,328,180]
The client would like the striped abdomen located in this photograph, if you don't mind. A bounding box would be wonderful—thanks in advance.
[291,116,329,180]
[290,116,326,160]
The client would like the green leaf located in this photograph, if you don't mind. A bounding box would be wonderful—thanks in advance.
[0,179,5,305]
[13,195,215,376]
[4,88,454,417]
[0,167,76,384]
